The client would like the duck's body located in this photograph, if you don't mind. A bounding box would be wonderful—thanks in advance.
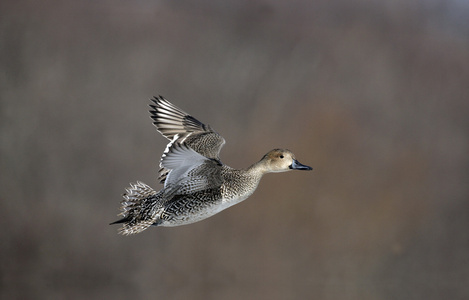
[111,96,312,235]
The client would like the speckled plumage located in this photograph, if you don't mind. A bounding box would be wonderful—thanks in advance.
[111,96,312,235]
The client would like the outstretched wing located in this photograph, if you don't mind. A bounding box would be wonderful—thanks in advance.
[150,96,226,183]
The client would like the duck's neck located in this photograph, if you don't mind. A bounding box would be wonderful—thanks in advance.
[221,164,266,204]
[246,160,270,178]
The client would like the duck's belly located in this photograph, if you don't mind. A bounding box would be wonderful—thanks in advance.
[158,189,250,227]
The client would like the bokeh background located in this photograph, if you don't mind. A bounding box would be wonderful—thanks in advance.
[1,0,468,299]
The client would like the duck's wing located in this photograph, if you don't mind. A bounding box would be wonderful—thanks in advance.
[150,96,226,183]
[160,143,223,195]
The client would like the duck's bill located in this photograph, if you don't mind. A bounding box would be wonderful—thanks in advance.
[289,159,313,171]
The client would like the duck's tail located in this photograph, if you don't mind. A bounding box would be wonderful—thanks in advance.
[110,181,161,235]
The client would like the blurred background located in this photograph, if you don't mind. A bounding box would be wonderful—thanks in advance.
[1,0,468,299]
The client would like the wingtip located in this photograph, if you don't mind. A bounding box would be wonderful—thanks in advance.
[150,95,165,104]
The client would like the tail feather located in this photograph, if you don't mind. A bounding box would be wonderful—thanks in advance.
[111,181,160,235]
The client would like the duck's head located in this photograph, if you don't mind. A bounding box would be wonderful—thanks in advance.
[261,149,312,173]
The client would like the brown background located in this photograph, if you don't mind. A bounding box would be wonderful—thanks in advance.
[1,0,468,299]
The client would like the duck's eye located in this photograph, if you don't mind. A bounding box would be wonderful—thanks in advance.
[280,155,284,159]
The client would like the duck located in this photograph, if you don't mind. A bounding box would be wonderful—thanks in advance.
[111,96,312,235]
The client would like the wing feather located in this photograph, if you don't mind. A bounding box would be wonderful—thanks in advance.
[161,143,222,194]
[149,96,226,183]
